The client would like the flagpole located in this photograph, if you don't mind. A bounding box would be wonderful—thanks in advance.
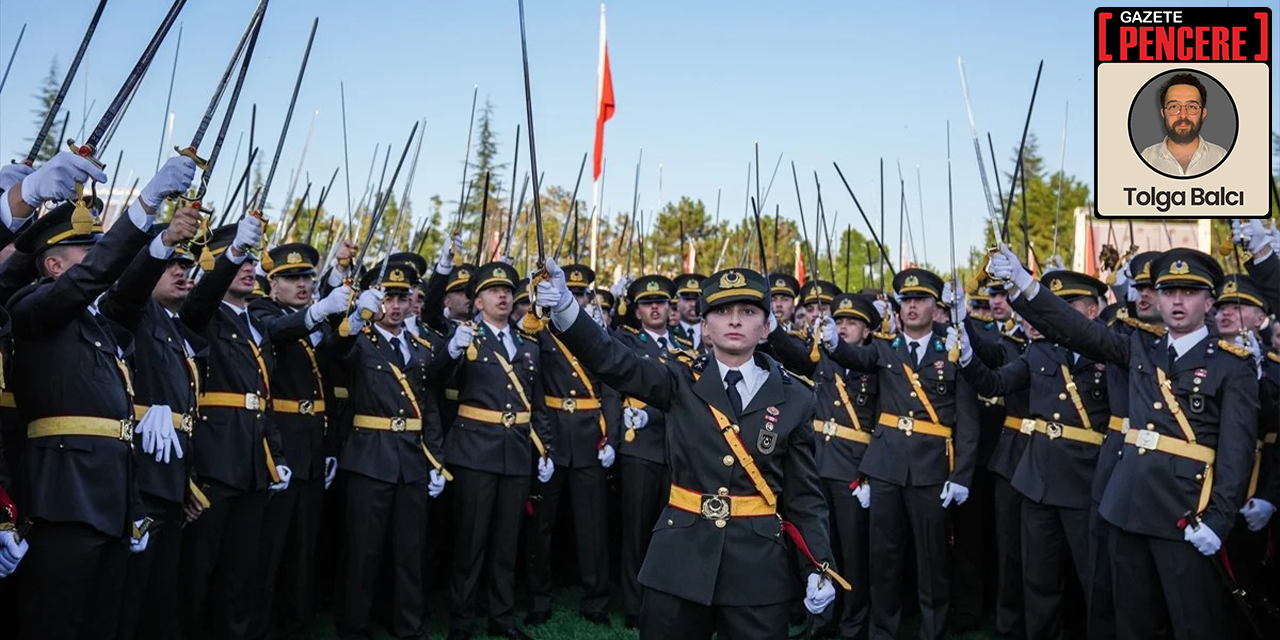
[590,3,608,276]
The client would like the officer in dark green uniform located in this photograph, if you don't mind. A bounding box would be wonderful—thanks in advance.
[991,245,1259,639]
[610,274,678,628]
[954,270,1112,639]
[822,267,981,640]
[536,261,842,640]
[768,292,881,639]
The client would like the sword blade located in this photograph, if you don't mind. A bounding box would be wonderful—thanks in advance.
[189,0,269,151]
[256,17,318,213]
[25,0,107,164]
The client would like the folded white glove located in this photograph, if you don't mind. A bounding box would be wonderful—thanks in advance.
[1183,521,1222,556]
[129,521,150,554]
[0,529,29,577]
[269,464,293,492]
[819,316,838,350]
[309,285,352,326]
[940,481,970,507]
[436,234,463,275]
[598,444,616,468]
[537,457,555,483]
[804,572,837,615]
[20,151,108,207]
[534,258,574,313]
[610,276,632,299]
[945,326,973,366]
[447,322,476,359]
[1240,219,1269,255]
[324,457,338,490]
[233,214,263,254]
[1241,498,1277,532]
[428,468,448,498]
[356,288,383,318]
[988,244,1034,292]
[140,156,197,209]
[136,404,183,464]
[623,407,649,431]
[852,481,871,509]
[0,163,34,192]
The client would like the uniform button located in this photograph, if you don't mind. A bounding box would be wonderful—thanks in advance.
[1146,423,1155,430]
[571,372,579,378]
[569,390,577,397]
[1058,393,1067,401]
[715,519,727,528]
[667,519,674,525]
[717,487,728,496]
[833,400,840,406]
[95,341,102,347]
[907,411,915,417]
[506,384,513,390]
[723,455,734,466]
[506,404,512,409]
[231,334,238,339]
[909,392,917,398]
[1195,473,1203,481]
[398,409,405,415]
[1052,413,1061,420]
[483,357,489,362]
[1040,367,1045,372]
[1153,402,1163,410]
[377,365,382,370]
[1192,387,1200,393]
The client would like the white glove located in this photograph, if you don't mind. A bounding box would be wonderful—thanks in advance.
[20,151,109,207]
[308,285,351,326]
[0,163,34,192]
[1241,498,1277,532]
[852,481,871,509]
[610,276,632,299]
[943,282,967,324]
[1183,521,1222,555]
[233,214,263,254]
[987,243,1034,291]
[129,521,150,554]
[1045,255,1066,273]
[534,258,574,313]
[428,469,447,498]
[140,156,197,209]
[355,288,383,318]
[436,234,463,275]
[0,529,29,578]
[945,326,973,366]
[1112,261,1131,290]
[587,302,607,328]
[623,407,649,430]
[1236,219,1270,255]
[269,465,293,492]
[324,457,338,490]
[598,444,616,468]
[940,481,970,507]
[1235,332,1263,369]
[537,457,554,483]
[136,404,183,464]
[447,322,476,359]
[819,316,838,350]
[803,572,837,615]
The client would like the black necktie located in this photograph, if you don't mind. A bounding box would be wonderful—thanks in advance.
[497,330,510,359]
[658,336,668,351]
[908,341,921,365]
[724,369,745,418]
[389,337,406,367]
[1167,344,1177,372]
[238,311,256,344]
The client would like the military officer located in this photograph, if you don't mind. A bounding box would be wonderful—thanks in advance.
[524,263,620,627]
[768,272,800,331]
[442,261,554,640]
[768,292,881,639]
[178,217,295,640]
[535,261,842,640]
[248,242,352,640]
[799,279,841,320]
[821,267,981,640]
[594,287,615,330]
[990,245,1259,639]
[333,261,448,640]
[7,153,196,638]
[954,270,1113,640]
[610,274,678,628]
[99,214,207,640]
[672,273,707,351]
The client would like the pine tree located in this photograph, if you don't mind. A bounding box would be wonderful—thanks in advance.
[22,59,63,162]
[995,134,1091,270]
[461,98,506,243]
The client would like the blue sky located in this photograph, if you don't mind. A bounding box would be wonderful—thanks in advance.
[0,0,1272,260]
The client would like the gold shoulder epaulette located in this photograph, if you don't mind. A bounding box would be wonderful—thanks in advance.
[1005,333,1026,345]
[970,310,993,323]
[518,332,539,344]
[1267,351,1280,363]
[873,331,897,341]
[786,370,815,388]
[787,329,808,339]
[1120,315,1167,337]
[621,325,639,335]
[1217,339,1250,359]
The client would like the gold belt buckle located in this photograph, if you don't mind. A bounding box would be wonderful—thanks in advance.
[700,494,731,527]
[562,398,576,414]
[822,419,839,437]
[180,413,194,433]
[501,411,516,427]
[1045,421,1064,440]
[1135,430,1161,451]
[244,393,262,411]
[896,415,915,436]
[298,400,314,416]
[390,417,407,432]
[1020,419,1036,435]
[120,418,135,442]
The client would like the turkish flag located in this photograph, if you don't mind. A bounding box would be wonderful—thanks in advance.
[592,9,615,182]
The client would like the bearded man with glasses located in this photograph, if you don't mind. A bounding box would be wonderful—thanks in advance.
[1139,72,1227,177]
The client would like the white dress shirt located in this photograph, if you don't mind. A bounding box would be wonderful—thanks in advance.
[374,323,411,363]
[483,319,517,359]
[1167,325,1210,360]
[714,356,767,409]
[222,301,263,344]
[680,320,702,347]
[902,332,932,366]
[644,328,673,351]
[1139,136,1227,177]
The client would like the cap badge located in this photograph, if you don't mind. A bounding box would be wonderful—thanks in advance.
[569,270,585,283]
[720,271,746,289]
[646,280,661,292]
[1222,279,1238,295]
[839,298,853,310]
[1169,260,1190,275]
[286,251,303,265]
[493,267,507,279]
[775,278,785,287]
[1050,278,1063,292]
[457,269,470,280]
[904,275,919,287]
[389,268,406,283]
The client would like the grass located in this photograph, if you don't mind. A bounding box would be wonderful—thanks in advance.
[310,587,1000,639]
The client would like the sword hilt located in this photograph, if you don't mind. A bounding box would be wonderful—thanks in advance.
[66,138,104,169]
[174,145,209,171]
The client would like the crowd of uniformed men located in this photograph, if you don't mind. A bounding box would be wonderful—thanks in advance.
[0,152,1277,640]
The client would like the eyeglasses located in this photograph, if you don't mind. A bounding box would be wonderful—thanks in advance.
[1163,103,1201,116]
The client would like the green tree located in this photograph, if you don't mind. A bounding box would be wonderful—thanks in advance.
[995,133,1091,271]
[21,59,63,162]
[460,99,507,241]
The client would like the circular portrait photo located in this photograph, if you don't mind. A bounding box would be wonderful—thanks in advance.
[1128,68,1237,179]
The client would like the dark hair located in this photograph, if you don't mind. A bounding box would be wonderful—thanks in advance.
[1157,73,1207,109]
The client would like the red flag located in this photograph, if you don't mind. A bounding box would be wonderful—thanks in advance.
[592,6,615,182]
[684,241,697,274]
[794,241,806,286]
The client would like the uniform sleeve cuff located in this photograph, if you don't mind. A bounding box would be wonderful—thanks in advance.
[551,300,582,332]
[126,199,156,232]
[148,235,175,260]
